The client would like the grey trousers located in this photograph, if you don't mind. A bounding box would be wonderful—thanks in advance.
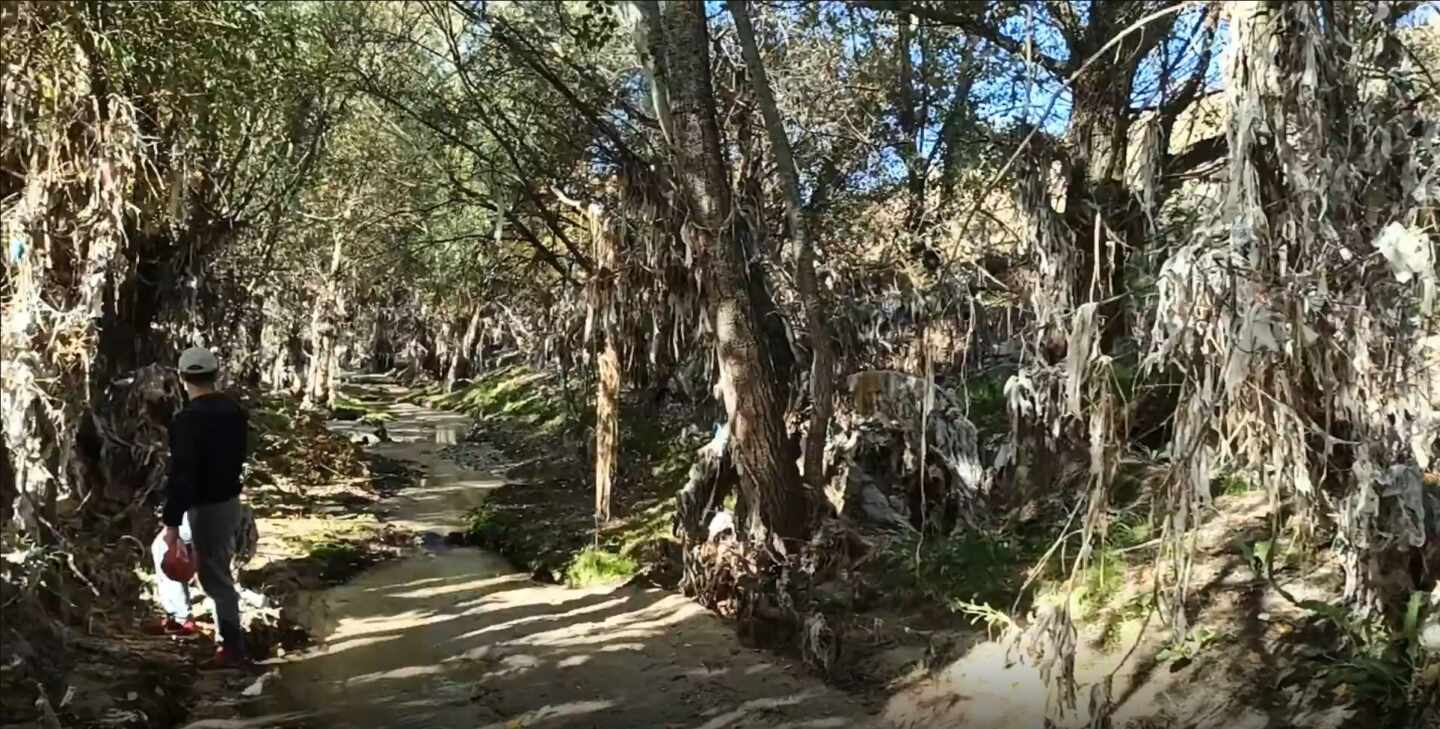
[190,498,246,656]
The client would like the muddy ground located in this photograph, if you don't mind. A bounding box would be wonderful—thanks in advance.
[183,380,883,729]
[398,368,1417,729]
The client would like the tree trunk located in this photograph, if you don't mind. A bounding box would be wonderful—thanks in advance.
[238,303,266,387]
[0,439,13,528]
[1063,68,1141,351]
[728,0,835,489]
[303,309,334,407]
[593,210,623,524]
[1056,4,1185,352]
[277,329,306,396]
[435,318,456,384]
[636,0,806,542]
[322,288,345,403]
[304,234,345,408]
[446,306,483,392]
[595,327,621,524]
[895,13,925,232]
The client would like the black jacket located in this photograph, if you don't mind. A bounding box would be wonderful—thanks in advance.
[162,392,249,527]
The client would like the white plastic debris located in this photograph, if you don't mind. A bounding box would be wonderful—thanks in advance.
[1374,222,1436,312]
[241,671,276,697]
[706,510,734,541]
[1375,222,1432,283]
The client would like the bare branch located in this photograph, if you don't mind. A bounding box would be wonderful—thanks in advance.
[857,0,1066,77]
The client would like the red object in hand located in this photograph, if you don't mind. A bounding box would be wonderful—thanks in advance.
[161,541,196,583]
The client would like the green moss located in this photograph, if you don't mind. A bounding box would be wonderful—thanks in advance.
[644,436,695,486]
[538,414,569,435]
[332,393,391,416]
[1111,360,1139,401]
[564,548,637,587]
[1110,515,1153,550]
[449,366,697,587]
[401,382,446,404]
[880,529,1053,610]
[1077,545,1127,609]
[961,372,1010,435]
[247,396,302,456]
[466,503,513,544]
[614,502,677,556]
[306,539,361,563]
[298,536,376,582]
[1212,473,1255,498]
[432,366,575,450]
[249,407,292,434]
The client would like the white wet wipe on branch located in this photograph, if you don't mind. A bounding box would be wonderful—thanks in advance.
[1374,222,1436,313]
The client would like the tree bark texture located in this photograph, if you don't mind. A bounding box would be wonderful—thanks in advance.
[0,439,13,529]
[446,306,484,392]
[728,0,835,489]
[304,234,346,408]
[637,0,807,541]
[593,213,623,524]
[370,307,393,374]
[1063,66,1141,351]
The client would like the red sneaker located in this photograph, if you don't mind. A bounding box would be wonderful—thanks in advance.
[146,617,199,636]
[200,646,258,673]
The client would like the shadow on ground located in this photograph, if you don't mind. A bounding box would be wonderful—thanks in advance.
[185,379,881,729]
[882,492,1381,729]
[215,547,877,729]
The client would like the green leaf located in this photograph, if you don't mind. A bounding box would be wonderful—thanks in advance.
[1404,590,1424,643]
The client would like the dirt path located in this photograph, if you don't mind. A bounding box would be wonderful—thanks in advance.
[185,385,884,729]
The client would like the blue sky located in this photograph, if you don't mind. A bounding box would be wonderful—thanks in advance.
[974,3,1220,135]
[1407,2,1439,26]
[917,0,1436,140]
[696,0,1435,189]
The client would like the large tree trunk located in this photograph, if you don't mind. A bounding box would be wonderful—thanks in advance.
[434,318,455,385]
[1057,4,1185,352]
[304,234,345,408]
[592,205,623,524]
[237,301,266,387]
[895,13,927,234]
[303,310,335,407]
[595,340,621,522]
[370,307,393,374]
[271,328,306,396]
[728,0,835,489]
[1063,68,1142,351]
[637,0,806,542]
[445,306,483,392]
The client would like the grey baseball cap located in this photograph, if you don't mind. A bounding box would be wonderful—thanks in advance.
[178,347,219,375]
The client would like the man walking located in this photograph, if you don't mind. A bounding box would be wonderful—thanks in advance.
[160,346,252,669]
